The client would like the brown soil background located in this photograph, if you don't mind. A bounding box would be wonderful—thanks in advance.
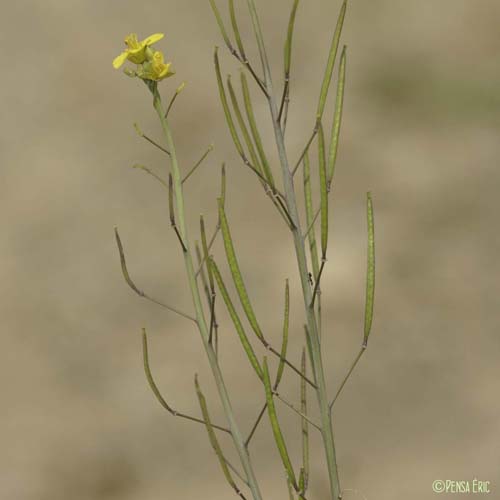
[2,1,499,499]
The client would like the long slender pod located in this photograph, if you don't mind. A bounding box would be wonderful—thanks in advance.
[363,192,375,345]
[316,0,347,120]
[195,375,247,499]
[210,257,264,380]
[262,358,298,491]
[327,46,347,188]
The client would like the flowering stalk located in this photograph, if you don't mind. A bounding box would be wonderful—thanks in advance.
[112,33,264,500]
[150,84,264,500]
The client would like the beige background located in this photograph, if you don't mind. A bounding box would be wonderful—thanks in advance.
[2,1,499,499]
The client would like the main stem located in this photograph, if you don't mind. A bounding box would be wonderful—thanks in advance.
[152,88,263,500]
[245,3,341,499]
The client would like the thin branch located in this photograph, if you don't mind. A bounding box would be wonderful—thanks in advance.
[273,391,321,431]
[165,82,186,118]
[243,60,269,97]
[302,207,320,240]
[266,345,317,389]
[227,0,269,98]
[133,122,170,155]
[278,77,289,124]
[292,122,320,176]
[182,144,214,184]
[280,0,299,132]
[310,258,326,309]
[208,294,217,347]
[245,292,291,447]
[275,195,297,230]
[132,164,168,190]
[225,459,251,488]
[142,329,230,434]
[195,226,220,278]
[245,403,267,447]
[329,345,367,413]
[168,174,188,252]
[300,348,310,495]
[195,242,219,354]
[114,227,196,322]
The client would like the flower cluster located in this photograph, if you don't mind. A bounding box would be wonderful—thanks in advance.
[113,33,174,82]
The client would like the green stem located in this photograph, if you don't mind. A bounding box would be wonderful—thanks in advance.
[245,3,341,498]
[152,86,263,500]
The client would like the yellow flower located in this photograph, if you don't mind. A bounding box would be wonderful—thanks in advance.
[149,50,175,81]
[112,33,164,69]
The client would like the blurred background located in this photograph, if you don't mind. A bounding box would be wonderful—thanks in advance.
[1,1,499,499]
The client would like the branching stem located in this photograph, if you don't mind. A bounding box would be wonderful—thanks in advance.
[244,2,341,497]
[329,345,366,414]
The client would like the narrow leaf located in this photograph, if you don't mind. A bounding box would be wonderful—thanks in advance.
[263,357,298,491]
[214,47,245,156]
[363,192,375,345]
[240,72,275,189]
[274,279,290,387]
[316,0,347,120]
[327,45,346,186]
[210,257,263,380]
[318,122,328,258]
[218,198,265,341]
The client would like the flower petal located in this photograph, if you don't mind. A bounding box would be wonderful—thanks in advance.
[112,51,129,69]
[142,33,164,46]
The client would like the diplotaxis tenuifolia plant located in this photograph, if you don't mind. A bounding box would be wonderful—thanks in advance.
[112,1,375,499]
